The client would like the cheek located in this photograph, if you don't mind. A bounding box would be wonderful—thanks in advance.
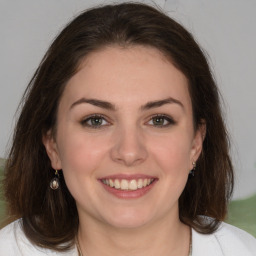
[149,133,192,174]
[56,129,109,176]
[55,130,111,203]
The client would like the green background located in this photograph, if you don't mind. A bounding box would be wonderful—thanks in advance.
[0,161,255,237]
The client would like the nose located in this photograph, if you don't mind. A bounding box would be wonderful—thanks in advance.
[110,126,148,167]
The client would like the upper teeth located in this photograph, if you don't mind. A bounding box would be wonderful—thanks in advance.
[102,178,154,191]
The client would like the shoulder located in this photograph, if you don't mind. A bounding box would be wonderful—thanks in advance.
[217,222,256,244]
[0,219,77,256]
[192,221,256,256]
[0,219,25,255]
[215,222,256,254]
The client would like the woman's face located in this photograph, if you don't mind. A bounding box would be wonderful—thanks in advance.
[44,46,204,229]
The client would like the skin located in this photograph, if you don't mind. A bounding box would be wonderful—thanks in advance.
[43,45,204,256]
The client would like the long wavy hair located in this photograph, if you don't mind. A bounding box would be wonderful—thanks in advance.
[3,2,233,251]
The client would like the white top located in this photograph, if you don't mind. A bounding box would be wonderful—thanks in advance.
[0,219,256,255]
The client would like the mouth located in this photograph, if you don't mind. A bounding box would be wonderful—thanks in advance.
[101,178,155,191]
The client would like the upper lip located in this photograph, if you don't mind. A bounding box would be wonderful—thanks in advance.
[98,174,157,181]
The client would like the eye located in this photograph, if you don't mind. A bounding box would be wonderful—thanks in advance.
[81,115,109,128]
[147,114,175,127]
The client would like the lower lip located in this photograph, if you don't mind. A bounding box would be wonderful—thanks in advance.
[100,180,157,199]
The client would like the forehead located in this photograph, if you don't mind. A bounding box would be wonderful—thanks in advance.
[61,45,191,110]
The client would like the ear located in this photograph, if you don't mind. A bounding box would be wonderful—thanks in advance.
[42,130,62,170]
[189,121,206,169]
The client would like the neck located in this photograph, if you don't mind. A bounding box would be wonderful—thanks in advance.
[77,213,191,256]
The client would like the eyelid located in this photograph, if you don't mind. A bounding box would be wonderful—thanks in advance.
[146,114,176,127]
[80,114,111,128]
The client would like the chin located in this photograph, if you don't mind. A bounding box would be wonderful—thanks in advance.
[103,209,153,229]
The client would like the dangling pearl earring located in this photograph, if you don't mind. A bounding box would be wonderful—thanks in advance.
[189,161,196,177]
[50,170,60,190]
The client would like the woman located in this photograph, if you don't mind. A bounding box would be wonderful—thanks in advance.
[0,2,255,255]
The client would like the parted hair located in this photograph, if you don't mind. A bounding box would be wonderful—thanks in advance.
[3,2,233,252]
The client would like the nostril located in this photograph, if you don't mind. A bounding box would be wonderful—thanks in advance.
[110,144,148,167]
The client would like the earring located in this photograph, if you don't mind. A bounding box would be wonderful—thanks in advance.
[50,170,60,190]
[189,161,196,177]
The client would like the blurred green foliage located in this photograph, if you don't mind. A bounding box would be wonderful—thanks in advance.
[227,194,256,237]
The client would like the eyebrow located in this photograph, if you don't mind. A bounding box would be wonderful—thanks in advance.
[70,98,116,111]
[140,97,184,111]
[69,97,184,111]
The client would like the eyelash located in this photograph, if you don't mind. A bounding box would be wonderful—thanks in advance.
[80,114,110,129]
[80,114,176,129]
[147,114,176,128]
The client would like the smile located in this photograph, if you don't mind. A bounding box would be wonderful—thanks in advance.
[101,178,154,191]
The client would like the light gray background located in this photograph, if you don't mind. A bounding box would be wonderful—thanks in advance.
[0,0,255,199]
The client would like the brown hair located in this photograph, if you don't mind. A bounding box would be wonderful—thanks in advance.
[3,2,233,251]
